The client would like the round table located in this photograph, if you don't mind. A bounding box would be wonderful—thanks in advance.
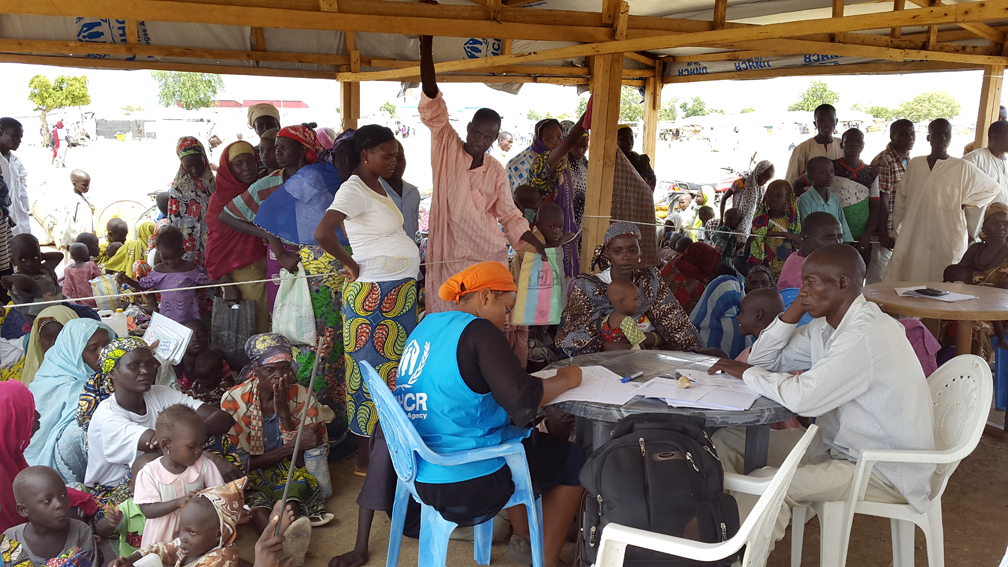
[545,350,796,474]
[862,282,1008,355]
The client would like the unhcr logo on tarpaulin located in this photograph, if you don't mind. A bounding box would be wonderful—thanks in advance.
[734,58,772,71]
[75,18,152,60]
[464,38,503,59]
[804,54,842,65]
[678,62,709,76]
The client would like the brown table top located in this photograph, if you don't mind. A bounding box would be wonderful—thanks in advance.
[862,282,1008,321]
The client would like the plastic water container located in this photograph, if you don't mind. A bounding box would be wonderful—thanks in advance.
[98,308,129,338]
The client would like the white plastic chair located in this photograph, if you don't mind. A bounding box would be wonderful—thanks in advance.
[596,424,819,567]
[789,354,993,567]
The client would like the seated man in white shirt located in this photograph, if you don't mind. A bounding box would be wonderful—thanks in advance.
[708,244,936,543]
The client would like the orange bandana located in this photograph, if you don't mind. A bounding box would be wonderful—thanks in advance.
[439,262,517,303]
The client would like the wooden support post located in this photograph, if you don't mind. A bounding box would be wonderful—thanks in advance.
[975,64,1005,149]
[503,38,512,55]
[581,52,623,271]
[713,0,727,30]
[612,1,629,40]
[642,62,662,164]
[891,0,906,38]
[124,20,137,44]
[341,30,360,131]
[252,27,266,51]
[832,0,844,41]
[927,0,939,50]
[486,0,502,21]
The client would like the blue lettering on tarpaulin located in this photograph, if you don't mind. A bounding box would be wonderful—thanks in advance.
[75,18,152,60]
[804,54,842,65]
[677,62,709,76]
[464,38,503,59]
[733,58,772,71]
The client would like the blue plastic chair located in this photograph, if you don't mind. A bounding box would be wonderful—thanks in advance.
[991,336,1008,411]
[358,361,545,567]
[779,288,813,327]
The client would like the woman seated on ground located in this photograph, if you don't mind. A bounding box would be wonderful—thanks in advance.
[80,337,240,509]
[660,241,724,315]
[556,222,700,355]
[399,262,584,567]
[944,202,1008,359]
[174,319,235,404]
[220,333,334,533]
[20,305,79,387]
[25,318,113,484]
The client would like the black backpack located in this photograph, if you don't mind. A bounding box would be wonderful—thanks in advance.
[579,413,740,567]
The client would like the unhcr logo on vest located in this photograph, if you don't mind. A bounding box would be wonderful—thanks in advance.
[396,339,430,419]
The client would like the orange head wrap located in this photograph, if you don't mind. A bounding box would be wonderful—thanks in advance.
[439,262,517,303]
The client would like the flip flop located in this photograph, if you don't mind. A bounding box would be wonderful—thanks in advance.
[309,512,335,527]
[283,517,312,567]
[508,534,534,566]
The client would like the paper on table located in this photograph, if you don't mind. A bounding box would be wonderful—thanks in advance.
[676,368,750,389]
[636,376,760,411]
[895,286,976,303]
[534,365,642,406]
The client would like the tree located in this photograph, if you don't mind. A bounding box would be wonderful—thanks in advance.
[787,80,840,112]
[27,74,91,143]
[150,71,224,110]
[740,106,756,114]
[658,98,679,121]
[526,109,543,121]
[680,96,709,118]
[619,86,646,123]
[896,91,961,123]
[379,101,398,118]
[122,105,144,116]
[852,102,897,120]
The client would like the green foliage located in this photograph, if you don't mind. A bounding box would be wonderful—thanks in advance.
[659,98,679,121]
[380,101,398,118]
[895,91,961,122]
[619,86,645,123]
[150,71,224,110]
[852,102,897,120]
[680,96,712,118]
[27,74,91,141]
[526,109,543,121]
[122,105,144,116]
[740,106,756,114]
[787,80,840,112]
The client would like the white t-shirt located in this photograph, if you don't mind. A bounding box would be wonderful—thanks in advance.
[328,175,420,282]
[84,385,203,487]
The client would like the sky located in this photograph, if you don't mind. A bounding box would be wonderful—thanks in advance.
[1,62,994,126]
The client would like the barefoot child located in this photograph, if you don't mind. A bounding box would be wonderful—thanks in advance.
[3,466,97,567]
[62,243,101,308]
[603,279,645,350]
[133,405,224,547]
[1,234,64,320]
[117,227,212,323]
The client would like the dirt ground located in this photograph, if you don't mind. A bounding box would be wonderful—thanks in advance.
[231,409,1008,567]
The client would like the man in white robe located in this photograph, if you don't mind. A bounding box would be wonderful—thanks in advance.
[884,119,999,282]
[964,120,1008,238]
[784,104,843,184]
[0,118,30,236]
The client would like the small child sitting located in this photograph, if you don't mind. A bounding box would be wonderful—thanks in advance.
[675,235,692,254]
[513,184,544,227]
[604,279,645,350]
[735,288,786,362]
[3,466,97,567]
[62,243,101,308]
[696,205,716,240]
[186,350,235,405]
[710,208,742,265]
[1,234,64,320]
[133,405,224,547]
[117,227,212,323]
[111,479,249,567]
[94,454,158,558]
[75,233,100,261]
[100,218,129,265]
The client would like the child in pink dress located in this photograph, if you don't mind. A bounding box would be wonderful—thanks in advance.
[62,242,101,308]
[117,226,212,322]
[133,404,224,547]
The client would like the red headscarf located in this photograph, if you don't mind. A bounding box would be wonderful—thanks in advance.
[204,142,267,279]
[0,381,35,532]
[277,125,324,164]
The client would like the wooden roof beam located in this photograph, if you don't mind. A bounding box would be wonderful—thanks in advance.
[336,1,1008,82]
[665,60,980,84]
[624,52,657,66]
[892,0,906,38]
[612,1,630,41]
[906,0,1006,43]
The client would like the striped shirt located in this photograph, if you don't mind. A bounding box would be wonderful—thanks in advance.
[869,145,907,234]
[224,175,282,222]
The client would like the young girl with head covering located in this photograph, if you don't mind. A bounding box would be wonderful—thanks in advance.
[556,222,700,356]
[205,141,269,333]
[25,319,114,483]
[315,124,420,475]
[168,137,215,267]
[746,179,802,281]
[20,305,78,387]
[396,261,584,567]
[0,381,35,533]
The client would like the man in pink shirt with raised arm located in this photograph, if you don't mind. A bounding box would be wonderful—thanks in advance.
[418,35,546,314]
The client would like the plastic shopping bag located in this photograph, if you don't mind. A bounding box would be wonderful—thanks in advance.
[89,274,123,311]
[511,248,565,326]
[272,263,317,346]
[211,297,255,365]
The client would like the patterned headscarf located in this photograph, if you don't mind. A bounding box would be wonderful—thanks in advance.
[177,136,208,162]
[170,137,216,265]
[277,125,324,164]
[592,221,642,271]
[245,333,294,367]
[198,477,247,547]
[77,336,151,429]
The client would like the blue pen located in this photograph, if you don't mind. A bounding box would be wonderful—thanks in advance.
[621,371,644,383]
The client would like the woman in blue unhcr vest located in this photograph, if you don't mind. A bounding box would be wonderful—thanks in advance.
[396,261,584,567]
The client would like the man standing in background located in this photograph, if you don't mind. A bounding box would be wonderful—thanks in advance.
[867,119,914,284]
[0,118,30,236]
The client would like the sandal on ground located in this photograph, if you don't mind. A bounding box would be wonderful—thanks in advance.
[508,534,534,566]
[282,517,312,567]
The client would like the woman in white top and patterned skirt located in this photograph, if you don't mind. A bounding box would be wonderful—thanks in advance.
[314,125,421,475]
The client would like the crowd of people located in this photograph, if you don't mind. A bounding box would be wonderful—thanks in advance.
[0,37,1005,567]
